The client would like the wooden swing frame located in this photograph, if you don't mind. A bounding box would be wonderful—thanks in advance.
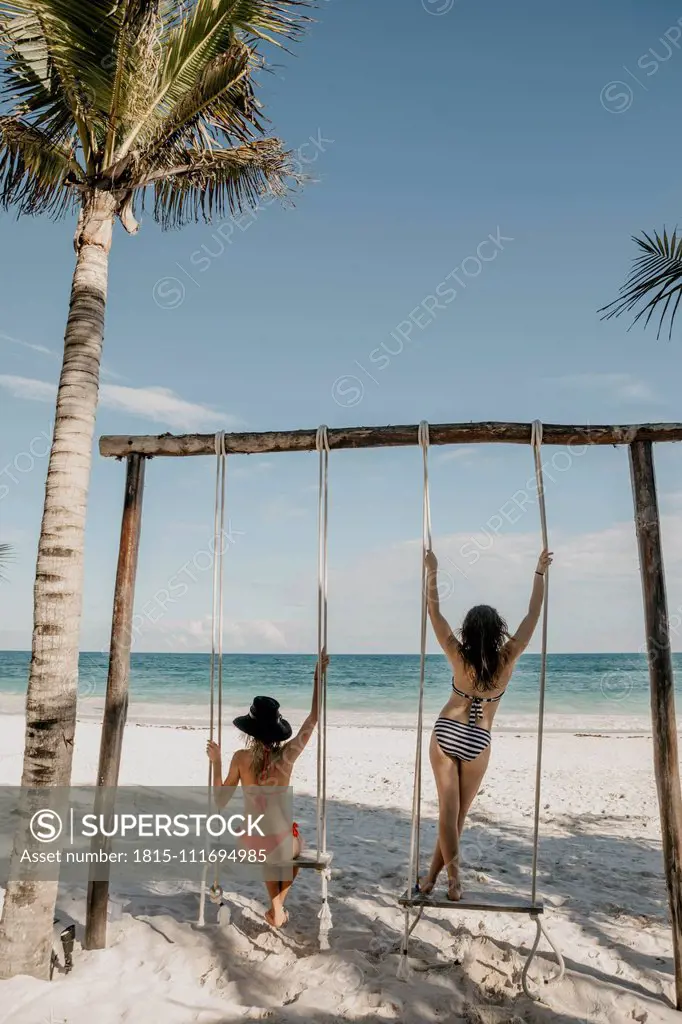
[86,420,682,1011]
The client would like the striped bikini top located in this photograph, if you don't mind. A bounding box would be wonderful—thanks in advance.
[452,679,506,728]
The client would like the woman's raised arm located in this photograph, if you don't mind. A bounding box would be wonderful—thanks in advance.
[286,650,329,765]
[508,548,553,657]
[425,550,458,655]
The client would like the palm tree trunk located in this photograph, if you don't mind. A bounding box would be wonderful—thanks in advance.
[0,190,116,980]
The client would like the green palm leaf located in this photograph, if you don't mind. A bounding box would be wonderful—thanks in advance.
[0,114,82,214]
[104,1,167,166]
[0,543,12,583]
[600,229,682,340]
[1,1,123,164]
[111,39,260,184]
[0,6,77,144]
[148,137,292,227]
[113,0,309,159]
[1,0,310,226]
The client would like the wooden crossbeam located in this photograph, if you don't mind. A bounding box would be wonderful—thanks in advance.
[99,422,682,459]
[398,890,544,914]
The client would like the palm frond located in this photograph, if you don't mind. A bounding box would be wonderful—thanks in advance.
[600,228,682,340]
[113,0,310,161]
[0,0,126,161]
[0,6,76,144]
[0,114,83,214]
[0,0,309,223]
[104,1,166,166]
[0,543,13,583]
[114,39,262,183]
[145,137,294,227]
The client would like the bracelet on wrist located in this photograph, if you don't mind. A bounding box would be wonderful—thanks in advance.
[535,571,545,577]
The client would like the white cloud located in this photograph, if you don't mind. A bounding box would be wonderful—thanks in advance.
[165,616,290,651]
[296,510,682,653]
[1,332,128,383]
[100,364,126,382]
[101,384,231,430]
[0,332,54,357]
[0,374,232,430]
[0,374,55,401]
[549,373,659,403]
[41,510,682,654]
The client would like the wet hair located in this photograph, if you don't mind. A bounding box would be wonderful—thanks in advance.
[247,735,284,781]
[456,604,511,692]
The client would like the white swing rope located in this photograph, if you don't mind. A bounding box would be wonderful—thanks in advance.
[522,420,565,999]
[399,421,432,977]
[316,425,333,950]
[198,430,228,926]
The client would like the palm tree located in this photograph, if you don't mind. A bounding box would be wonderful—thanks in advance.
[0,543,12,581]
[600,229,682,339]
[0,0,308,979]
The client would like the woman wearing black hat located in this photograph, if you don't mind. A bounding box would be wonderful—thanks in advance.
[207,651,329,928]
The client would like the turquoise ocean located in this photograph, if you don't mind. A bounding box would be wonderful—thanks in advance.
[0,651,674,724]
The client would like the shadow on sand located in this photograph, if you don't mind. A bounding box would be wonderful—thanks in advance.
[78,788,676,1023]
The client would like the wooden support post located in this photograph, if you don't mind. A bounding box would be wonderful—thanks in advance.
[85,454,146,950]
[630,440,682,1010]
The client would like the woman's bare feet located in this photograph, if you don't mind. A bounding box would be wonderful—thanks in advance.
[418,878,435,896]
[446,872,462,901]
[265,907,289,928]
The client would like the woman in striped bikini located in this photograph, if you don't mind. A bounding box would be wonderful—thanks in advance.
[419,547,552,901]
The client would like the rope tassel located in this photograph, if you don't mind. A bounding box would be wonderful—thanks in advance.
[318,868,333,950]
[396,951,411,982]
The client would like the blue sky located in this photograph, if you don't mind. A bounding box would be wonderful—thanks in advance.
[2,0,682,653]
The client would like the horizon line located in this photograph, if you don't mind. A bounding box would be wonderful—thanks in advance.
[0,649,664,657]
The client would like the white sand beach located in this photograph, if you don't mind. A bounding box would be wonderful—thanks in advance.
[0,710,677,1023]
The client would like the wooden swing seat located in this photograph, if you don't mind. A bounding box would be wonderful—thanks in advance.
[399,889,543,915]
[280,850,333,871]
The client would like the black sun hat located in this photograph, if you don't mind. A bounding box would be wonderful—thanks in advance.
[233,696,292,745]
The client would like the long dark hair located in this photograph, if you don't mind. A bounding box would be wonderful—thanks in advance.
[456,604,510,691]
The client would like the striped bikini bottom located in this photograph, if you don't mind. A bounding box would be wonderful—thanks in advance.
[434,716,492,763]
